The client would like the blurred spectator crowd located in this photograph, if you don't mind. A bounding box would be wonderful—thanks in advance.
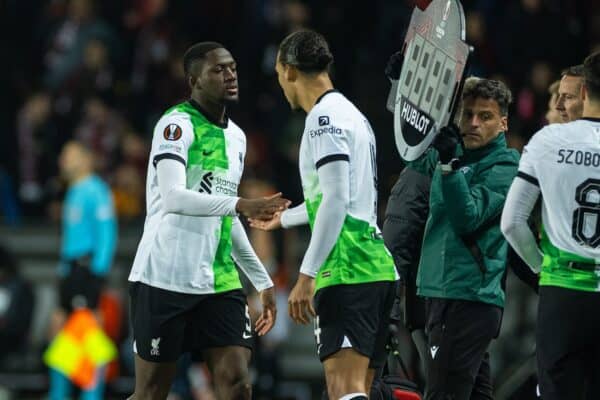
[1,0,598,225]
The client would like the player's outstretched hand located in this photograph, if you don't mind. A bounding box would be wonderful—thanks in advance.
[432,124,462,163]
[248,211,282,231]
[236,192,291,220]
[256,286,277,336]
[288,274,316,325]
[385,51,404,81]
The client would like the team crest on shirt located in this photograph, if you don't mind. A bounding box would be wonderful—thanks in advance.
[163,124,182,141]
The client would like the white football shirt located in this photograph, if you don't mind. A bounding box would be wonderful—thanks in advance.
[129,101,248,294]
[518,118,600,290]
[298,90,397,291]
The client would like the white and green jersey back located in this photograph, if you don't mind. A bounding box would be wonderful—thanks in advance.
[299,90,397,291]
[129,101,246,294]
[519,118,600,291]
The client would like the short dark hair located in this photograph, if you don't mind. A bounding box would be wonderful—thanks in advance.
[183,42,224,76]
[561,64,584,78]
[583,51,600,101]
[461,78,512,116]
[278,30,333,73]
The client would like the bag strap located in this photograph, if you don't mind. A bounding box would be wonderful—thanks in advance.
[460,214,501,274]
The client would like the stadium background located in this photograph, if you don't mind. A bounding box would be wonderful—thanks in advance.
[0,0,598,399]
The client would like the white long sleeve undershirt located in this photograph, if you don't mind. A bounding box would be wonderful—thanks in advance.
[231,217,274,292]
[157,158,272,291]
[281,202,309,228]
[501,176,544,273]
[156,159,239,216]
[299,160,350,278]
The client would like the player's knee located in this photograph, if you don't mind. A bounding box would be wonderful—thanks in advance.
[213,361,251,398]
[229,379,252,400]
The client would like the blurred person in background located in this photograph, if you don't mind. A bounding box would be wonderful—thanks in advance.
[49,140,117,400]
[514,61,555,138]
[61,37,116,105]
[74,96,126,179]
[125,0,185,131]
[546,80,562,124]
[43,0,116,91]
[127,41,287,400]
[112,133,148,221]
[0,245,35,365]
[17,92,62,217]
[556,65,584,122]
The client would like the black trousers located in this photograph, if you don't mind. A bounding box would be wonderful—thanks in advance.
[537,286,600,400]
[424,298,502,400]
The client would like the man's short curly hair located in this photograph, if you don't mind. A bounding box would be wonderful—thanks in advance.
[461,78,513,116]
[278,29,333,73]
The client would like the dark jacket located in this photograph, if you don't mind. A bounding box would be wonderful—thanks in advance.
[383,168,431,331]
[383,168,431,284]
[409,133,519,307]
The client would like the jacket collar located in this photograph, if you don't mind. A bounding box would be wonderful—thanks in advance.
[462,132,506,161]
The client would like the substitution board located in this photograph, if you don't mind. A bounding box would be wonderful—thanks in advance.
[388,0,472,161]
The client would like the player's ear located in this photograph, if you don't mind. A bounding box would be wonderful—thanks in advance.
[285,64,298,82]
[188,74,196,90]
[582,84,588,102]
[500,115,508,132]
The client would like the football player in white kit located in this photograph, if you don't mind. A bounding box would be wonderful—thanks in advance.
[127,42,290,400]
[252,30,398,400]
[502,51,600,399]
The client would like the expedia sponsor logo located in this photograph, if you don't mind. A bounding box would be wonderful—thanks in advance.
[309,125,342,138]
[400,98,432,135]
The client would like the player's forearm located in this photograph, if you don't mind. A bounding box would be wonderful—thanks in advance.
[231,217,274,292]
[300,161,350,277]
[163,187,239,216]
[157,158,238,216]
[501,177,543,273]
[281,202,309,228]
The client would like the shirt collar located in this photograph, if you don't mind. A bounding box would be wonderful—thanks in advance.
[188,99,228,128]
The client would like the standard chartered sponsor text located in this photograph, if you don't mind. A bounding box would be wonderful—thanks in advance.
[214,176,238,196]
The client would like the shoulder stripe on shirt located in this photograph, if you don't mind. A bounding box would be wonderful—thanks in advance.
[517,171,539,186]
[315,154,349,169]
[153,153,186,168]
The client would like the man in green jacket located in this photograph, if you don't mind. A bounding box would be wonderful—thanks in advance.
[409,78,519,400]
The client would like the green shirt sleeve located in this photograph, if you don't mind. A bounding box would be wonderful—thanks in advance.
[442,159,518,235]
